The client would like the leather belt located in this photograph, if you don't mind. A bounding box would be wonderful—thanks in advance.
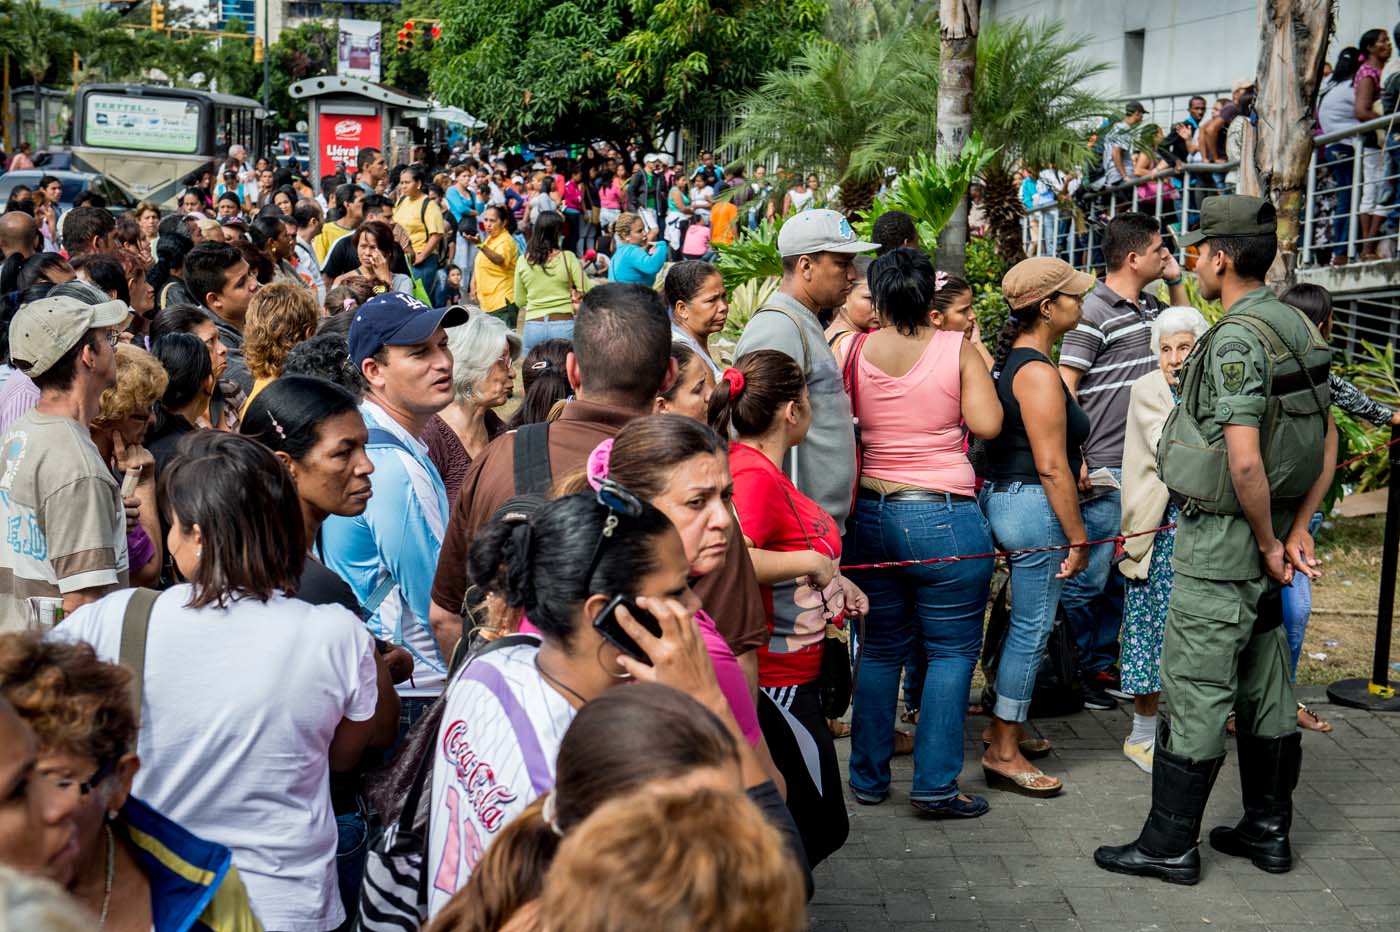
[530,313,575,323]
[857,487,976,504]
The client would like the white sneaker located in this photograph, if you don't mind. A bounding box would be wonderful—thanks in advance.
[1122,737,1154,774]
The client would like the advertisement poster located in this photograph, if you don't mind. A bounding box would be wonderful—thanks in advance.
[84,94,201,154]
[318,111,381,178]
[337,19,382,83]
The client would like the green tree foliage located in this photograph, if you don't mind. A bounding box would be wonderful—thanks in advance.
[430,0,824,145]
[323,1,435,102]
[722,28,940,212]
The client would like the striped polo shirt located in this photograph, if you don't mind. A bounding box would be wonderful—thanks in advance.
[1059,281,1164,469]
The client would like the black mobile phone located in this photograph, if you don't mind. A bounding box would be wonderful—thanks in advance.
[591,594,662,665]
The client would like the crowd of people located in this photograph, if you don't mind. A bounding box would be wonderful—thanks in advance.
[0,122,1394,930]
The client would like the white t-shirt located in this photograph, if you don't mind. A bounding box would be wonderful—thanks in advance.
[54,586,379,932]
[425,639,575,917]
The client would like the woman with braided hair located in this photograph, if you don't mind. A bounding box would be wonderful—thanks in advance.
[979,257,1096,799]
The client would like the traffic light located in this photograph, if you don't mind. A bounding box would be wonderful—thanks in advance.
[396,29,407,52]
[429,23,441,45]
[150,1,165,31]
[403,20,415,51]
[253,37,264,64]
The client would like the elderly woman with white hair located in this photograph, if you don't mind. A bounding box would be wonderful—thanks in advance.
[423,310,522,508]
[1117,304,1209,774]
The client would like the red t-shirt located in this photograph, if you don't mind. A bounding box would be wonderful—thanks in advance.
[728,443,845,688]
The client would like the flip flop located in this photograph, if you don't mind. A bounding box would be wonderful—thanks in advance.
[827,719,851,739]
[1296,702,1333,733]
[981,738,1054,760]
[982,764,1063,798]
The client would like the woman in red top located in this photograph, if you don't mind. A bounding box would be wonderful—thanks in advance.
[709,349,866,869]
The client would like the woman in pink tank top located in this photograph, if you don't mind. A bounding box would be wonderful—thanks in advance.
[841,248,1005,819]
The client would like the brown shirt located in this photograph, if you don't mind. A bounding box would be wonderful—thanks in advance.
[430,400,767,655]
[422,409,505,512]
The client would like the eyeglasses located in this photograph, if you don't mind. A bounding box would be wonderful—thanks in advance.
[582,480,644,587]
[103,330,121,348]
[36,757,117,798]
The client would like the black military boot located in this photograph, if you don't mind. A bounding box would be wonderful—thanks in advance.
[1208,730,1302,873]
[1094,723,1224,885]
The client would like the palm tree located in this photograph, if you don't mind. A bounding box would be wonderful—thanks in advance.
[722,30,939,213]
[74,9,151,83]
[0,0,82,148]
[972,19,1114,262]
[935,0,981,272]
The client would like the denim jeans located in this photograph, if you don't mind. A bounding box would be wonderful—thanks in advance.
[522,318,575,354]
[412,255,440,305]
[982,482,1068,723]
[1281,512,1324,678]
[1057,471,1123,676]
[844,495,992,801]
[1326,143,1355,258]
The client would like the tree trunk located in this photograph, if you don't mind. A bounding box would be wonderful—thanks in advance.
[934,0,981,274]
[1249,0,1333,289]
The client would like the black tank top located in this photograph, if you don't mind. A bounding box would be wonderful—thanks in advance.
[986,347,1090,484]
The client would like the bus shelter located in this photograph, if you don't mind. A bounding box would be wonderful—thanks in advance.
[289,76,429,179]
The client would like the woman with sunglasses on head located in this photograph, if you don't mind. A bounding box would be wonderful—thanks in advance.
[708,349,865,869]
[425,489,769,915]
[54,431,399,931]
[427,683,809,932]
[0,634,261,931]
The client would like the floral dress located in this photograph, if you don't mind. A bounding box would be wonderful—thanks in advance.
[1121,502,1179,696]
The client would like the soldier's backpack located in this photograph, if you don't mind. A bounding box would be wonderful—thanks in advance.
[1157,304,1331,514]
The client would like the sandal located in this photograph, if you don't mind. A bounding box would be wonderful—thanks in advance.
[893,730,915,755]
[982,737,1054,760]
[982,764,1063,798]
[1225,711,1237,737]
[827,719,851,739]
[1297,701,1333,733]
[901,708,920,725]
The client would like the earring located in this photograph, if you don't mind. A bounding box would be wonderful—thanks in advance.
[195,547,202,560]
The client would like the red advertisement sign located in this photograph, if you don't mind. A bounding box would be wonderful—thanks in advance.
[318,111,381,178]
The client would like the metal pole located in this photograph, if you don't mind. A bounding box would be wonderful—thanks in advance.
[1180,171,1190,259]
[1327,423,1400,711]
[1303,148,1316,263]
[1348,141,1362,259]
[261,0,270,111]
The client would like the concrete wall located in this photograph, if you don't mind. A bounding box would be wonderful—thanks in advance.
[984,0,1400,98]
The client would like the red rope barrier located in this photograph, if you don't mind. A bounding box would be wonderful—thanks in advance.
[840,435,1399,572]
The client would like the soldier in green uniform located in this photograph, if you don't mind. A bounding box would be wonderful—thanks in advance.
[1095,196,1337,885]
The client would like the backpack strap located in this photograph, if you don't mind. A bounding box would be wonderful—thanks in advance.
[752,304,814,377]
[365,426,416,457]
[120,588,160,718]
[362,427,420,641]
[512,422,554,495]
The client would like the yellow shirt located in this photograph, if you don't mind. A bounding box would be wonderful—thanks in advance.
[393,194,445,257]
[240,376,274,420]
[474,230,518,312]
[313,222,353,265]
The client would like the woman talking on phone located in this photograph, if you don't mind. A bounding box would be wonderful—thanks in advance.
[424,490,769,916]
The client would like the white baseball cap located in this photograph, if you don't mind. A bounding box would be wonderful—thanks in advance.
[9,295,128,377]
[776,209,879,258]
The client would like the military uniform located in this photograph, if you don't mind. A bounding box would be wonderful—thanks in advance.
[1096,196,1333,886]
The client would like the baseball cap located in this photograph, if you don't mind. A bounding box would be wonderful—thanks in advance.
[1001,257,1096,309]
[1179,195,1277,246]
[9,295,128,377]
[1126,100,1147,115]
[776,209,879,258]
[349,292,470,366]
[1232,78,1255,95]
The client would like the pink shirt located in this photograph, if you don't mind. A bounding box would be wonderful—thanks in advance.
[515,608,761,746]
[599,183,622,210]
[854,329,975,495]
[682,223,711,256]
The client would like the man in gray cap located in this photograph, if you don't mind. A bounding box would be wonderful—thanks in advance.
[733,208,877,531]
[1095,195,1335,884]
[1104,100,1147,187]
[0,294,130,630]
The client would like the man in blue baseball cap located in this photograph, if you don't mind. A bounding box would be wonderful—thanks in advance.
[321,292,470,729]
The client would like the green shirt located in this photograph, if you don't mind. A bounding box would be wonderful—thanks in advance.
[513,251,592,322]
[1171,287,1321,581]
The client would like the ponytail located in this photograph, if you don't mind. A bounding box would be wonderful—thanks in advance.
[990,300,1047,376]
[706,349,805,439]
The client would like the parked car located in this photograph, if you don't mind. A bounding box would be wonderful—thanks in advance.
[0,169,135,213]
[274,132,310,170]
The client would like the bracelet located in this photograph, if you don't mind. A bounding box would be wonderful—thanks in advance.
[1164,275,1184,286]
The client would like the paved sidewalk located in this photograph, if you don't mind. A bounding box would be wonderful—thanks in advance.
[810,690,1400,931]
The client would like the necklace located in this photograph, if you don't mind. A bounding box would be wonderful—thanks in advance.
[535,657,588,707]
[98,823,115,929]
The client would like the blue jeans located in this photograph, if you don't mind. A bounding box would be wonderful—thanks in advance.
[1057,472,1123,676]
[1326,143,1355,258]
[844,494,992,801]
[982,482,1068,723]
[1281,512,1324,677]
[412,254,440,305]
[522,318,574,354]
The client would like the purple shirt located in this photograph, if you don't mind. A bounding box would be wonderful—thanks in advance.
[0,368,40,435]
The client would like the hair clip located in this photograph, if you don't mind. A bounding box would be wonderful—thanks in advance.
[541,791,564,837]
[586,438,614,491]
[934,270,949,292]
[530,360,550,371]
[343,298,355,313]
[266,412,287,441]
